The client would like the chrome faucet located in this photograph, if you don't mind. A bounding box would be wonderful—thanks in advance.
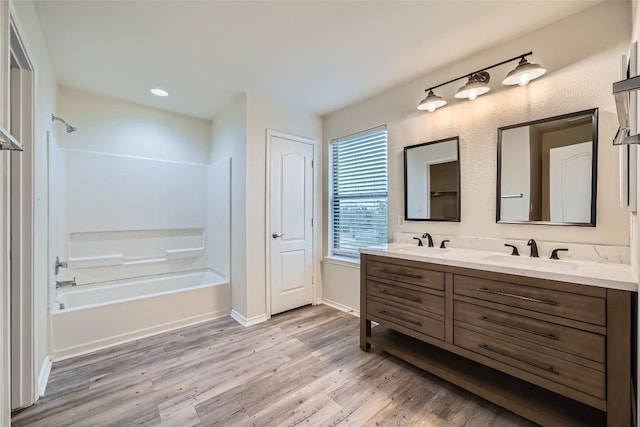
[421,233,434,247]
[527,239,539,257]
[56,277,77,289]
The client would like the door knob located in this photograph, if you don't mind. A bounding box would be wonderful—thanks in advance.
[272,232,284,239]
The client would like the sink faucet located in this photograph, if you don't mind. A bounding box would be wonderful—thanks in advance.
[504,244,519,256]
[412,237,423,247]
[422,233,434,248]
[527,239,539,258]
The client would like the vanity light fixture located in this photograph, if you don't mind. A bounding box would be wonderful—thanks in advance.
[502,57,547,86]
[417,90,447,112]
[417,51,546,112]
[454,71,491,100]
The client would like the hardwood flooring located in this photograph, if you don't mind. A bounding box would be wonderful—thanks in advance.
[12,305,536,426]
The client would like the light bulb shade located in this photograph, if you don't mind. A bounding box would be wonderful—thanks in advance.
[454,72,491,100]
[502,57,547,86]
[417,90,447,112]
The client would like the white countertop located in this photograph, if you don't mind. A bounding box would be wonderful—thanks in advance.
[361,243,638,292]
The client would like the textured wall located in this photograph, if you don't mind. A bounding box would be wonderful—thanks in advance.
[322,1,632,312]
[324,1,631,249]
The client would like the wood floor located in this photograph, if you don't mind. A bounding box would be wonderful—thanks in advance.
[12,305,536,426]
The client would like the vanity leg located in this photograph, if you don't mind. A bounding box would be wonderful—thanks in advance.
[606,289,632,427]
[360,254,371,351]
[360,318,371,352]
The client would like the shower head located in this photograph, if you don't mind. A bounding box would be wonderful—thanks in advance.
[52,114,77,133]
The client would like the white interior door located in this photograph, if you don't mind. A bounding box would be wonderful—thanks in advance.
[268,133,314,315]
[549,141,592,222]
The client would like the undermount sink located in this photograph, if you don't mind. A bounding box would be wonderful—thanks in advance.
[391,244,448,256]
[482,254,578,271]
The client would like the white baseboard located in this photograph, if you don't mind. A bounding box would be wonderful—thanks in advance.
[230,309,268,327]
[321,299,359,318]
[38,357,52,397]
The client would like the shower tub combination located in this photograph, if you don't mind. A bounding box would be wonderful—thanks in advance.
[51,269,230,360]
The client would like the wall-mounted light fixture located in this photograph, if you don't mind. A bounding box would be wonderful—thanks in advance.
[417,51,546,112]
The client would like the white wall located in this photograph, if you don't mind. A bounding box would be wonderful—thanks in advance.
[206,157,231,277]
[57,87,210,162]
[5,0,59,412]
[211,93,322,322]
[323,1,631,312]
[55,88,214,285]
[244,94,322,320]
[209,95,248,317]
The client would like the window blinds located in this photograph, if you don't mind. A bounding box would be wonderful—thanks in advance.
[330,125,388,257]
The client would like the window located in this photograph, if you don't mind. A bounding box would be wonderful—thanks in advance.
[330,125,388,257]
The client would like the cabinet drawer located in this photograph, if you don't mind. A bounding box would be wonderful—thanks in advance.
[455,326,605,400]
[454,275,605,325]
[454,301,604,363]
[367,260,444,291]
[368,299,444,340]
[368,280,444,316]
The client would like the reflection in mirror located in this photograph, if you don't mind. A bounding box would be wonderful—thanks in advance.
[404,137,460,221]
[497,109,598,226]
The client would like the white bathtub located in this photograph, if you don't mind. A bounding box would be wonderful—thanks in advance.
[51,269,230,360]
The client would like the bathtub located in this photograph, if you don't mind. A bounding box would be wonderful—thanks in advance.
[50,269,230,360]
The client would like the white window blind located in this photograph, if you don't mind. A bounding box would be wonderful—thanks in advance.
[330,125,388,257]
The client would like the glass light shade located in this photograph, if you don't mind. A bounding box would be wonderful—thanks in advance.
[502,57,547,86]
[417,90,447,112]
[454,74,490,100]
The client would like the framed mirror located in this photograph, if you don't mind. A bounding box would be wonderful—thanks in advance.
[404,137,460,221]
[497,108,598,226]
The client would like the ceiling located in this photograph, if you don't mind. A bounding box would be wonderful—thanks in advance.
[34,0,608,121]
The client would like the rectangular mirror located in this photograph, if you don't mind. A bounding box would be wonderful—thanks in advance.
[497,109,598,226]
[404,137,460,221]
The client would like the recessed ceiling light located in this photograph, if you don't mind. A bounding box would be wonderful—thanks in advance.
[150,88,169,97]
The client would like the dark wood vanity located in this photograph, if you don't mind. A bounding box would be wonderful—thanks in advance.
[360,253,633,427]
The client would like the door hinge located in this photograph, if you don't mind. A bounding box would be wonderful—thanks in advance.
[311,218,314,227]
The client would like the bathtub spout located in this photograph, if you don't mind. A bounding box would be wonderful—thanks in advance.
[56,278,77,289]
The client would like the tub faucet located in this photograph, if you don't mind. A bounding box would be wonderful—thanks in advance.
[527,239,539,258]
[56,278,77,289]
[421,233,434,247]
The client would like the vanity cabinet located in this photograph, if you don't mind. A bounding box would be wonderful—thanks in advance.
[360,253,633,427]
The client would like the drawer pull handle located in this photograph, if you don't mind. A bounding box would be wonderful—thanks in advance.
[478,316,558,340]
[476,287,559,306]
[379,268,422,280]
[478,344,560,375]
[379,310,422,327]
[380,289,421,303]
